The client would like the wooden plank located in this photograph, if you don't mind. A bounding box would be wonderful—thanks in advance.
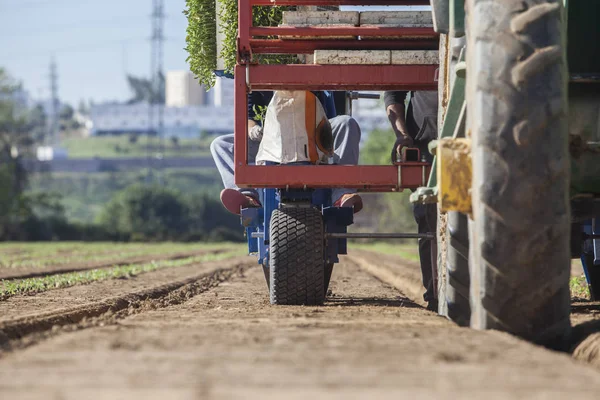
[391,50,439,64]
[359,11,433,27]
[282,11,359,26]
[281,11,358,39]
[314,50,391,65]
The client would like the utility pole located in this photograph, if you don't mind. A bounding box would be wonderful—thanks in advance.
[148,0,165,184]
[48,57,59,147]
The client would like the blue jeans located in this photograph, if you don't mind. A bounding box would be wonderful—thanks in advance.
[210,115,362,202]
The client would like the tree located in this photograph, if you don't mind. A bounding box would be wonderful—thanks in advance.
[59,104,74,121]
[0,68,55,239]
[97,184,243,242]
[77,99,89,115]
[359,129,416,234]
[97,184,191,241]
[0,68,33,192]
[126,73,165,104]
[28,104,47,143]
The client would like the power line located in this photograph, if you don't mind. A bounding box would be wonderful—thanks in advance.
[147,0,165,184]
[48,57,59,147]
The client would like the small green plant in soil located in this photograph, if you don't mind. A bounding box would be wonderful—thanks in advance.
[0,249,243,299]
[570,275,591,300]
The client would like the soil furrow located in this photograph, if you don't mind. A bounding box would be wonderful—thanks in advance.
[349,251,600,371]
[0,257,253,350]
[0,249,225,281]
[2,256,600,399]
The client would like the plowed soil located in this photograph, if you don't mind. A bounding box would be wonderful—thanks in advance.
[1,250,600,399]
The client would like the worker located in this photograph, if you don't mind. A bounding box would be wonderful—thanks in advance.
[384,90,439,311]
[210,90,363,215]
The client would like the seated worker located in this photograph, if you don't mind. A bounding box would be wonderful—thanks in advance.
[384,90,439,311]
[211,90,363,215]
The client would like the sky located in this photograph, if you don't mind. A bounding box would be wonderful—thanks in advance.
[0,1,429,107]
[0,0,189,106]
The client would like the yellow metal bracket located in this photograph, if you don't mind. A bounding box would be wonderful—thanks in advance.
[438,138,472,214]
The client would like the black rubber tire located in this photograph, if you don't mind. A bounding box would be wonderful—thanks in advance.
[584,254,600,301]
[445,212,470,326]
[466,0,571,348]
[269,207,325,305]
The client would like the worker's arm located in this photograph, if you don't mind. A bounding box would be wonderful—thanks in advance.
[384,91,413,161]
[247,91,272,141]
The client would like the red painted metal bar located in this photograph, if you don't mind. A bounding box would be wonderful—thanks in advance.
[250,26,435,38]
[250,0,430,5]
[235,164,431,189]
[234,67,249,170]
[238,0,253,61]
[235,1,436,191]
[250,38,439,53]
[246,64,438,91]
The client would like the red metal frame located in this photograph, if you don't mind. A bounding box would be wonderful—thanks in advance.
[234,1,437,191]
[250,1,430,5]
[250,38,439,53]
[244,64,438,91]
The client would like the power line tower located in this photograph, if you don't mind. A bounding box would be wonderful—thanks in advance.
[48,57,60,147]
[148,0,165,184]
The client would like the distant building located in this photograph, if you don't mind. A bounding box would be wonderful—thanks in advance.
[90,76,235,138]
[212,76,234,108]
[36,146,68,161]
[89,102,233,138]
[166,70,206,107]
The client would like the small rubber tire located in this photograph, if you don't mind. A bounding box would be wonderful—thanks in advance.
[269,207,325,305]
[446,211,471,326]
[466,0,571,348]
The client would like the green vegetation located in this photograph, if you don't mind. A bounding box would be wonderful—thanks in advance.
[184,0,217,87]
[0,242,236,269]
[62,135,212,159]
[353,242,419,262]
[360,129,417,234]
[96,184,242,242]
[570,275,591,300]
[185,0,296,87]
[0,249,243,298]
[28,168,222,223]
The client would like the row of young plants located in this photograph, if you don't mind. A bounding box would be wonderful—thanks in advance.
[0,249,242,299]
[184,0,295,88]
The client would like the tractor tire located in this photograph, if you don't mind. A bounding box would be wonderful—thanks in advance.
[445,211,471,326]
[584,254,600,301]
[269,207,325,305]
[466,0,571,348]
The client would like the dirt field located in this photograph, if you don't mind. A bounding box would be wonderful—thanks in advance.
[1,244,600,399]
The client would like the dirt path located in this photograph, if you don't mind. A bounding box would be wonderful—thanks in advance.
[1,255,600,399]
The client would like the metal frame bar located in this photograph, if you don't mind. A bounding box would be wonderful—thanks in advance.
[250,26,436,37]
[326,233,435,240]
[235,1,437,190]
[250,0,430,5]
[250,39,439,53]
[239,1,440,59]
[242,64,438,91]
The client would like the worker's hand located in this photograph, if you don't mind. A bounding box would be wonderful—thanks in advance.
[391,135,414,163]
[249,125,263,142]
